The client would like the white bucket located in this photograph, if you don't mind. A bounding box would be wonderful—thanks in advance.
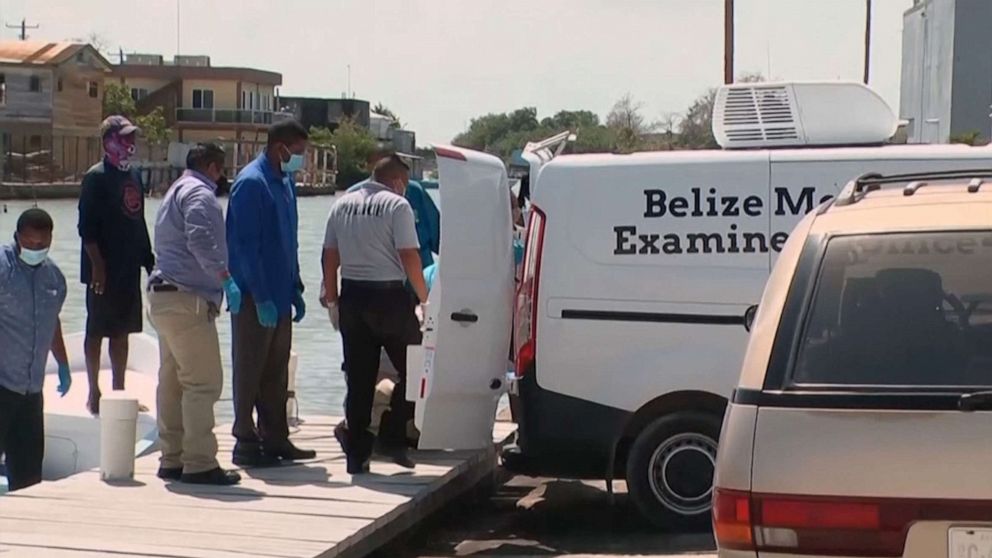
[99,393,139,482]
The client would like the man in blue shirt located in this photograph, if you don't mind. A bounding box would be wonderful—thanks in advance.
[227,120,315,467]
[0,209,71,491]
[347,149,440,268]
[148,143,242,486]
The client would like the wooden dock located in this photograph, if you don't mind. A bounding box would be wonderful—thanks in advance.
[0,416,516,558]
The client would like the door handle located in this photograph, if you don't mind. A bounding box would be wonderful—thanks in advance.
[450,311,478,323]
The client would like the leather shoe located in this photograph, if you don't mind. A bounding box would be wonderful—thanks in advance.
[379,446,416,469]
[181,467,241,485]
[265,442,316,461]
[157,466,183,481]
[346,456,370,475]
[232,448,281,468]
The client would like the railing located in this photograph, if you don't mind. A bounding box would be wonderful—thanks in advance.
[175,108,294,125]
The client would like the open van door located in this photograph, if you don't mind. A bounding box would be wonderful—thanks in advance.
[407,145,514,450]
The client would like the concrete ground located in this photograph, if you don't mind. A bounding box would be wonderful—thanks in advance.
[377,474,717,558]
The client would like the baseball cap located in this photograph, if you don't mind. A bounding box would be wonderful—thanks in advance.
[100,115,140,138]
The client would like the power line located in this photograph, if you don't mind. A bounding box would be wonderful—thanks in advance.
[5,18,39,41]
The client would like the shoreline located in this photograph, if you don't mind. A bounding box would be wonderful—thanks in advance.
[0,183,338,201]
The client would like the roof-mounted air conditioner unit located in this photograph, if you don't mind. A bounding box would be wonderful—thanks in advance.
[712,81,898,149]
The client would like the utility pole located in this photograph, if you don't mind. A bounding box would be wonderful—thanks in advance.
[5,18,39,41]
[724,0,734,84]
[863,0,872,84]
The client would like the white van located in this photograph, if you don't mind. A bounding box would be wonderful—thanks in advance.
[406,82,992,529]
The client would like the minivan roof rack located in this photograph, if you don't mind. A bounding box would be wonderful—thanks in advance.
[833,168,992,207]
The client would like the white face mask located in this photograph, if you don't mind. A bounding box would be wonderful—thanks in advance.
[18,247,49,266]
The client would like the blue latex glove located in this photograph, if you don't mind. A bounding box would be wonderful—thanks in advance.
[57,362,72,397]
[256,300,278,328]
[223,276,242,314]
[292,289,306,323]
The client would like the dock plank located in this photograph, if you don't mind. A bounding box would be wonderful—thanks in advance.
[0,416,516,558]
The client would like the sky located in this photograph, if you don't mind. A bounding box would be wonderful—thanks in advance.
[1,0,914,144]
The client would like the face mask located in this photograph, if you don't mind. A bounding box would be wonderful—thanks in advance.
[104,133,136,171]
[280,145,305,173]
[19,247,49,266]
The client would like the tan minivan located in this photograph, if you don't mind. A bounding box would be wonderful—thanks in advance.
[714,169,992,558]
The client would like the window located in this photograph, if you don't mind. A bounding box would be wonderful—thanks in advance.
[249,91,255,110]
[29,76,41,92]
[57,78,63,92]
[88,81,98,98]
[241,90,247,109]
[0,74,5,106]
[192,89,214,109]
[29,135,42,149]
[130,88,148,102]
[792,232,992,388]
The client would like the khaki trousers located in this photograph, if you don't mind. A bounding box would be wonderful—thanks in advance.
[148,290,223,474]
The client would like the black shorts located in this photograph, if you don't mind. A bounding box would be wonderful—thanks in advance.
[85,272,143,338]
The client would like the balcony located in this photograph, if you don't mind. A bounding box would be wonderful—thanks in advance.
[175,108,294,126]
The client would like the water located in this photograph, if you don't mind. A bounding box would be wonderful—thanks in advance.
[0,195,346,423]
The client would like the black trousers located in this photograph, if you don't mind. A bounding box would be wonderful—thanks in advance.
[0,387,44,491]
[231,294,292,449]
[339,282,421,460]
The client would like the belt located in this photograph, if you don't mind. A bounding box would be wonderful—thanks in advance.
[341,279,405,290]
[148,279,179,293]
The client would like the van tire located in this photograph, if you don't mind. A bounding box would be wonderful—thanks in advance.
[625,411,721,531]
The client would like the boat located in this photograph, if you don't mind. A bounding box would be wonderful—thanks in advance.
[39,332,160,482]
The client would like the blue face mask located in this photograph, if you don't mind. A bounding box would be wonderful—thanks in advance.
[19,247,49,266]
[280,147,305,173]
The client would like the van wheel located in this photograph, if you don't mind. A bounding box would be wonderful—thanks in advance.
[625,411,721,531]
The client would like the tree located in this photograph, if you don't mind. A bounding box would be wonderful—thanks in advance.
[103,82,136,118]
[317,120,377,189]
[607,94,653,152]
[373,102,403,129]
[134,106,171,148]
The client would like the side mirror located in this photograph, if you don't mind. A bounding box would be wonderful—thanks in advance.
[744,305,758,332]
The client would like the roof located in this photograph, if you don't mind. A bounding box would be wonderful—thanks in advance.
[0,41,111,68]
[112,63,281,85]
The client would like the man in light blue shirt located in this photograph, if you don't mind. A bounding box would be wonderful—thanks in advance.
[0,208,71,491]
[148,143,242,486]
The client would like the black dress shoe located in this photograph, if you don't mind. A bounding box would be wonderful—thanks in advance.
[265,442,316,461]
[181,467,241,485]
[346,456,370,475]
[378,446,416,469]
[157,466,183,481]
[232,449,281,468]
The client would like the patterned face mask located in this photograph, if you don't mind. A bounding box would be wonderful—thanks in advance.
[103,132,136,171]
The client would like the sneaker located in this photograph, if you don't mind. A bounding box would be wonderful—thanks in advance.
[378,445,416,469]
[156,466,183,481]
[180,467,241,485]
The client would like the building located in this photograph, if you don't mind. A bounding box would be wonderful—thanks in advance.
[278,96,370,131]
[110,53,286,144]
[0,41,112,144]
[0,41,112,182]
[900,0,992,143]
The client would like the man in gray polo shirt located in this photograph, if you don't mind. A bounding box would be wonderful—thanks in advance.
[321,154,429,474]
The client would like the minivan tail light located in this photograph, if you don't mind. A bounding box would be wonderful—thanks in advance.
[714,490,992,557]
[713,488,753,550]
[513,206,546,376]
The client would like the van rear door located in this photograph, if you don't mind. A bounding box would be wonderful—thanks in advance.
[407,146,514,450]
[748,231,992,557]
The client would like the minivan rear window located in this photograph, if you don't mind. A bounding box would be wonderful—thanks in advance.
[793,232,992,388]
